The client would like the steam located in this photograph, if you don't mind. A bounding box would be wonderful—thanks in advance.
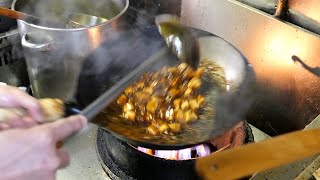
[11,0,255,132]
[15,0,126,23]
[12,0,168,103]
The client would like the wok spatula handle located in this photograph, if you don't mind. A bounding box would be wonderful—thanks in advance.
[0,98,72,123]
[0,6,37,21]
[0,7,65,27]
[196,128,320,180]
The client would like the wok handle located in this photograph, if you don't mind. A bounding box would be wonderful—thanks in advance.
[196,128,320,180]
[0,108,26,123]
[0,107,61,123]
[0,107,64,149]
[0,98,65,123]
[21,33,55,52]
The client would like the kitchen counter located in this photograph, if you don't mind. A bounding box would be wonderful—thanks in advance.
[57,124,109,180]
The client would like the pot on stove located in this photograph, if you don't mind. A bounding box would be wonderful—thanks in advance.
[11,0,129,102]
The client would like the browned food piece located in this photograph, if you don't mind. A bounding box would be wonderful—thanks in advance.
[117,95,127,106]
[188,77,202,89]
[184,110,198,123]
[159,123,169,133]
[147,125,160,136]
[117,63,206,135]
[197,95,205,106]
[38,98,65,122]
[168,123,181,133]
[124,111,136,122]
[146,97,159,114]
[189,99,200,110]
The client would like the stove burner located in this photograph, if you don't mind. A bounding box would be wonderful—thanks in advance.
[96,121,253,180]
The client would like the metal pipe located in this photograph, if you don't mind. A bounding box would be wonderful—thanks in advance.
[287,9,320,36]
[275,0,289,19]
[236,0,277,15]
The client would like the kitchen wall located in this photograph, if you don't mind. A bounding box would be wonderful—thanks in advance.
[289,0,320,22]
[128,0,181,26]
[180,0,320,136]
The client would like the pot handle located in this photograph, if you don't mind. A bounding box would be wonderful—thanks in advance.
[21,33,55,52]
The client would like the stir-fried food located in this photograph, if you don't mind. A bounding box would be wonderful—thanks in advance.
[117,63,206,135]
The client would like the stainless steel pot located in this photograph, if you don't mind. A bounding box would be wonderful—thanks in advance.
[12,0,129,102]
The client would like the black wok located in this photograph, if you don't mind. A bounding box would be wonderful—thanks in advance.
[76,26,255,150]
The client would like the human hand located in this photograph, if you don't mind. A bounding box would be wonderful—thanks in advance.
[0,115,87,180]
[0,85,43,129]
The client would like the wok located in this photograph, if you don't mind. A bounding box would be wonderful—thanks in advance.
[76,26,255,150]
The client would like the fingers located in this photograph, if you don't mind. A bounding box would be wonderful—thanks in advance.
[0,108,21,123]
[44,115,86,170]
[6,116,37,129]
[0,123,10,130]
[0,85,43,122]
[21,116,38,128]
[49,115,87,142]
[0,109,38,130]
[56,149,70,169]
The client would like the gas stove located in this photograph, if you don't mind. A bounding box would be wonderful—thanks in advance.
[56,123,268,180]
[94,121,252,180]
[55,116,320,180]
